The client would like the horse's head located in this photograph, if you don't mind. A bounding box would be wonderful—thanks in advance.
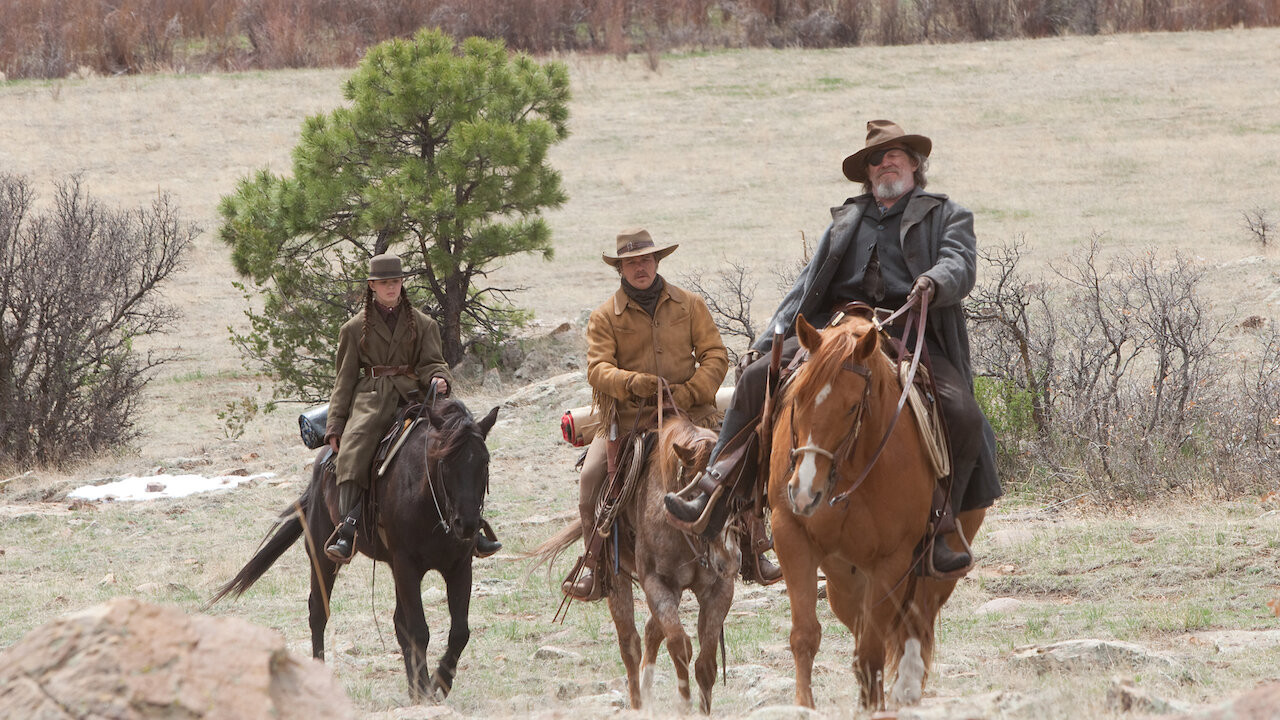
[658,414,717,492]
[782,313,883,516]
[424,399,499,541]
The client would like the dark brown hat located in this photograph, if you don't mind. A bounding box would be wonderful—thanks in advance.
[367,253,415,281]
[841,120,932,183]
[602,228,678,267]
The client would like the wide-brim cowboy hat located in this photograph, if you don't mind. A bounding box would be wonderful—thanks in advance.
[842,120,933,183]
[602,228,678,267]
[366,253,417,281]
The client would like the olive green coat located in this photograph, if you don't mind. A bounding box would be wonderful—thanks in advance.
[586,281,729,433]
[325,305,452,488]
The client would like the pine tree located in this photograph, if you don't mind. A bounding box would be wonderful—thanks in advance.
[219,29,569,401]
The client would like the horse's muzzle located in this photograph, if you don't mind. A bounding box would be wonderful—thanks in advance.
[450,517,479,541]
[787,481,823,517]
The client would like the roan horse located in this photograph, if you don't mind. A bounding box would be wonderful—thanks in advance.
[534,410,739,713]
[768,313,985,710]
[210,397,499,701]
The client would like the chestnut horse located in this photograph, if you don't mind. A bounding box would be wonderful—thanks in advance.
[769,313,985,710]
[210,397,499,702]
[534,411,739,713]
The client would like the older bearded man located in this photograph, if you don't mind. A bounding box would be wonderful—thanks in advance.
[665,120,1003,577]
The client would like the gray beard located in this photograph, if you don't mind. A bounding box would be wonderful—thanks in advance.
[873,177,912,203]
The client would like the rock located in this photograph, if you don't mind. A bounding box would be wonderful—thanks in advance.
[0,597,351,719]
[1107,676,1187,714]
[744,705,828,720]
[534,645,582,661]
[483,367,503,390]
[975,597,1025,616]
[499,341,526,370]
[1177,681,1280,719]
[745,675,797,708]
[1190,629,1280,655]
[986,527,1035,546]
[1011,638,1181,674]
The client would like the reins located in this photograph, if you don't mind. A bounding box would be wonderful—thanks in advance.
[792,295,932,508]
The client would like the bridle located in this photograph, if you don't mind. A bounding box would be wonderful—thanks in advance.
[423,425,489,540]
[789,296,931,508]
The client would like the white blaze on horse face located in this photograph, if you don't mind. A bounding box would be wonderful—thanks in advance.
[815,382,832,407]
[792,432,821,510]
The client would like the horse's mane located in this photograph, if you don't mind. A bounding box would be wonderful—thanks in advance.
[427,397,483,462]
[786,316,891,408]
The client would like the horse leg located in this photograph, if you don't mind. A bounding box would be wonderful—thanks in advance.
[691,577,733,715]
[642,576,693,711]
[306,498,340,661]
[641,614,664,707]
[773,518,822,708]
[390,560,432,702]
[918,507,988,669]
[606,575,644,709]
[431,558,473,700]
[823,558,889,709]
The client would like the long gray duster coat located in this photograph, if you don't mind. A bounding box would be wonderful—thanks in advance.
[755,189,1001,510]
[325,305,453,489]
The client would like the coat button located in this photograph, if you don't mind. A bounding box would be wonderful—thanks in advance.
[656,348,664,354]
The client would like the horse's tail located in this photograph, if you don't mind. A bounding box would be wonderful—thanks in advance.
[206,484,313,607]
[521,517,583,581]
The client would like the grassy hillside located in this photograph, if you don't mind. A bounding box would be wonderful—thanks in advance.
[1,29,1279,718]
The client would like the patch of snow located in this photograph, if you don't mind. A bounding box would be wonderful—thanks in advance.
[68,472,274,502]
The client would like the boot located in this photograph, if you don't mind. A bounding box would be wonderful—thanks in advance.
[325,514,358,563]
[473,518,502,558]
[325,482,362,564]
[756,552,783,585]
[562,566,600,601]
[665,490,708,523]
[930,535,970,574]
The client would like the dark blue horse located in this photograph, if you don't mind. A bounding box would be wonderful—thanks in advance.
[211,397,499,700]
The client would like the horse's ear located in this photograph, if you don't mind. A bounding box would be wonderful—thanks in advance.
[853,324,880,360]
[672,442,698,466]
[796,314,822,354]
[477,406,499,438]
[425,403,445,428]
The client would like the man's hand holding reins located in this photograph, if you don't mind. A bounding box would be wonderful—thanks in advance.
[907,275,935,310]
[626,372,661,400]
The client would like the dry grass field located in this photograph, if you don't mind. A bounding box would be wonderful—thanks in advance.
[2,29,1280,719]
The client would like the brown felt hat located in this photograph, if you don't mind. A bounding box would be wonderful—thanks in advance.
[602,228,678,267]
[366,253,415,281]
[841,120,932,183]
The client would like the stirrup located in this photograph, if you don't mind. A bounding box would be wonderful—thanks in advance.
[323,526,358,565]
[922,518,974,580]
[664,482,726,535]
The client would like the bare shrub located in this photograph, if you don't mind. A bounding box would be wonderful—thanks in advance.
[0,173,195,468]
[966,236,1055,435]
[1243,207,1272,248]
[681,259,758,363]
[969,236,1267,502]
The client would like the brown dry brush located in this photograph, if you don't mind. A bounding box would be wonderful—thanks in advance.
[967,236,1277,503]
[3,0,1280,80]
[0,173,195,468]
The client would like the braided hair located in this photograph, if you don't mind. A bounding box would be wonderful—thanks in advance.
[358,284,419,358]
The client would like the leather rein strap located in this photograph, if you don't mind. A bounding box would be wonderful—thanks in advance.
[819,295,930,507]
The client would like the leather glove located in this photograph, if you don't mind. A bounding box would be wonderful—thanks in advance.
[669,383,695,410]
[735,349,761,383]
[626,372,661,399]
[907,275,935,309]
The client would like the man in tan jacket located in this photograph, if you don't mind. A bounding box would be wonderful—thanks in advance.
[562,229,730,600]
